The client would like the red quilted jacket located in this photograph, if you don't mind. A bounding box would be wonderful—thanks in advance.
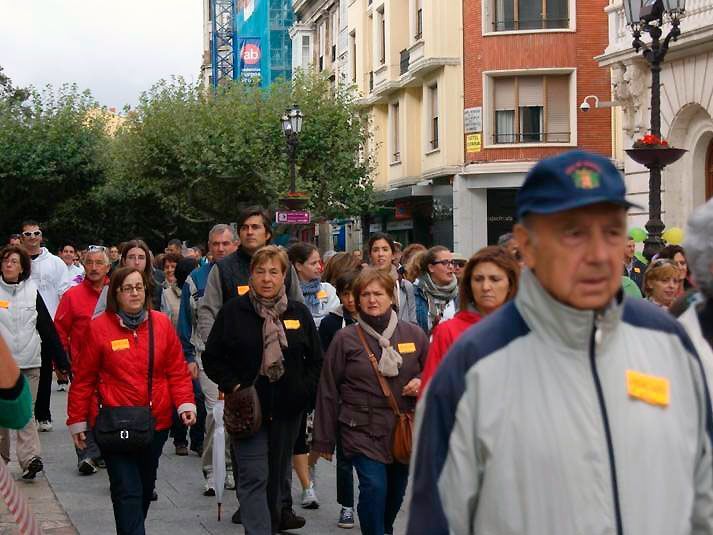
[67,310,195,433]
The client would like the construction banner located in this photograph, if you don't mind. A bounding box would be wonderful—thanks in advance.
[237,38,262,82]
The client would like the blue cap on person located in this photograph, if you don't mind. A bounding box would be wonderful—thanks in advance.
[516,150,640,220]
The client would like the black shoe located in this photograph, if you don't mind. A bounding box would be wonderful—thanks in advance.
[94,457,106,469]
[22,457,43,480]
[279,508,306,531]
[78,458,98,475]
[231,508,241,524]
[151,489,158,501]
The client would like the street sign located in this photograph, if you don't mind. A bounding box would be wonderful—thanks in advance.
[275,210,311,224]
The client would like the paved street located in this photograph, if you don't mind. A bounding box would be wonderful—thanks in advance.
[16,387,411,535]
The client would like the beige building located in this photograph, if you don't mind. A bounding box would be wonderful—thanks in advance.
[348,0,464,247]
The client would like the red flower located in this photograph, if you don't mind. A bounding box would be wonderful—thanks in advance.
[634,133,670,148]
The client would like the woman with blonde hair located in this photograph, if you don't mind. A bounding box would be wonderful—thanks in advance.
[643,258,680,309]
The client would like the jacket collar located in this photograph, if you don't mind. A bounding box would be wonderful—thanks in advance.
[454,309,482,324]
[82,276,108,295]
[515,268,624,352]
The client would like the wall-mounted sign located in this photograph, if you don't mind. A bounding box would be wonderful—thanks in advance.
[394,200,412,220]
[464,107,482,133]
[466,133,482,153]
[387,220,414,231]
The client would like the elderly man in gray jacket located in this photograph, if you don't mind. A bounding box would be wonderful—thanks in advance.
[409,150,713,535]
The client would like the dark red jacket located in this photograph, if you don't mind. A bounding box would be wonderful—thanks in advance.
[420,310,481,394]
[55,277,108,361]
[67,310,195,433]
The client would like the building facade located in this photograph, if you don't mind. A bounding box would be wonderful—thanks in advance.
[597,0,713,231]
[453,0,613,255]
[347,0,464,248]
[201,0,295,88]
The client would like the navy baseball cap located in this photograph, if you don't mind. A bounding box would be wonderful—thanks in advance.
[516,150,640,220]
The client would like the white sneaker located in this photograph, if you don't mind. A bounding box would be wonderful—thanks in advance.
[203,475,215,497]
[56,383,67,392]
[301,484,319,509]
[225,471,235,490]
[37,420,53,432]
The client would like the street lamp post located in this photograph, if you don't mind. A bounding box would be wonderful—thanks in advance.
[281,104,304,194]
[623,0,685,259]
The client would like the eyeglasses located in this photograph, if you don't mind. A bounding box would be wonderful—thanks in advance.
[119,283,145,294]
[87,245,106,252]
[431,260,455,267]
[453,261,467,268]
[21,230,42,238]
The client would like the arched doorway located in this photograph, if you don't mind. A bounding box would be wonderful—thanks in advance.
[707,138,713,200]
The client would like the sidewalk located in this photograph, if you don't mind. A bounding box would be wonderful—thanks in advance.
[0,461,77,535]
[10,386,410,534]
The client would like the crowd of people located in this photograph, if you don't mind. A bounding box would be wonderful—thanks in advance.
[2,149,713,535]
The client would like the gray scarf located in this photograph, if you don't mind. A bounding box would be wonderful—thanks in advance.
[248,282,289,382]
[355,310,402,377]
[419,273,458,328]
[117,309,146,331]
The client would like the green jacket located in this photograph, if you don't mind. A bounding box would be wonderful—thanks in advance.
[0,375,32,430]
[621,276,643,298]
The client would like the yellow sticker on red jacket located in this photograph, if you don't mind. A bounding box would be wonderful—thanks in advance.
[0,300,9,309]
[284,319,301,330]
[111,339,130,351]
[237,285,249,296]
[316,290,328,300]
[626,370,670,407]
[398,342,416,354]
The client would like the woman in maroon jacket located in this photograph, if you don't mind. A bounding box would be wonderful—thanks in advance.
[67,267,196,535]
[313,268,427,535]
[420,246,520,393]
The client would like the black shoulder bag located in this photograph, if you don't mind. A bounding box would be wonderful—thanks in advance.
[94,313,156,454]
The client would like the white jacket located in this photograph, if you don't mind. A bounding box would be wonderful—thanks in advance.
[0,277,42,369]
[30,247,69,319]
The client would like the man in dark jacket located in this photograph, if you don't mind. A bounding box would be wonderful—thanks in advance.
[623,236,646,290]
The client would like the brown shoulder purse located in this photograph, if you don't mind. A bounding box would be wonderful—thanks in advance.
[356,326,414,464]
[223,377,262,439]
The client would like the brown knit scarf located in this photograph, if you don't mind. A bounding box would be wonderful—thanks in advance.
[248,281,289,382]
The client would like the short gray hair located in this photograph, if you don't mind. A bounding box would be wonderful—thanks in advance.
[684,199,713,297]
[83,248,110,265]
[208,223,238,243]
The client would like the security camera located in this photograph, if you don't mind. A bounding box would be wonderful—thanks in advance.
[580,101,591,112]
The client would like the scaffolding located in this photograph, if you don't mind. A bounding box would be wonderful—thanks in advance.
[211,0,236,87]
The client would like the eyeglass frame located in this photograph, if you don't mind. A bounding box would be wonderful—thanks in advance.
[21,230,42,238]
[119,283,146,294]
[431,259,456,267]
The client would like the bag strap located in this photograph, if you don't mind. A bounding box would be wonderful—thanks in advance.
[147,312,154,407]
[355,326,401,417]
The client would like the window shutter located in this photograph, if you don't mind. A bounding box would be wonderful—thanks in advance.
[494,77,515,110]
[546,75,570,142]
[518,76,543,107]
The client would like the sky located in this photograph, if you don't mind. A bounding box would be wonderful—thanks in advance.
[0,0,204,110]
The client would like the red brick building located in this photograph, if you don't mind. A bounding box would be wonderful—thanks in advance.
[453,0,613,253]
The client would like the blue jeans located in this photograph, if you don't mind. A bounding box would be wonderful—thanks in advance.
[336,434,354,508]
[104,430,168,535]
[352,455,409,535]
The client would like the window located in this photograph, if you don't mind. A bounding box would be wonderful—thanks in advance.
[378,9,386,65]
[301,35,311,68]
[494,0,568,31]
[414,0,424,39]
[319,21,326,70]
[349,31,357,82]
[429,84,439,150]
[391,102,400,162]
[492,74,570,144]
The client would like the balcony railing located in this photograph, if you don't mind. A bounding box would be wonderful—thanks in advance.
[493,17,569,31]
[493,131,571,143]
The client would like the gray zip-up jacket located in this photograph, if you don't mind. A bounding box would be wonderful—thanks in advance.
[408,268,713,535]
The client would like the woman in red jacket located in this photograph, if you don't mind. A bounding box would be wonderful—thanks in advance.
[421,246,520,392]
[67,267,196,535]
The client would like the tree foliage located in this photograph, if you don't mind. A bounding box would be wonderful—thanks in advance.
[109,70,376,224]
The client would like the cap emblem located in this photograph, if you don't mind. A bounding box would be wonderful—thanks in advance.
[567,161,602,190]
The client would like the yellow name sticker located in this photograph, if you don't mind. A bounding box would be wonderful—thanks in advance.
[237,285,250,296]
[626,370,670,407]
[111,339,130,351]
[634,267,641,273]
[284,319,301,330]
[398,342,417,354]
[0,300,9,309]
[316,290,328,300]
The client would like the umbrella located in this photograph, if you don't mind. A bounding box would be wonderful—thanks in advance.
[212,397,227,521]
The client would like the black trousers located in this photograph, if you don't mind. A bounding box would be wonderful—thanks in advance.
[104,430,169,535]
[34,349,53,422]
